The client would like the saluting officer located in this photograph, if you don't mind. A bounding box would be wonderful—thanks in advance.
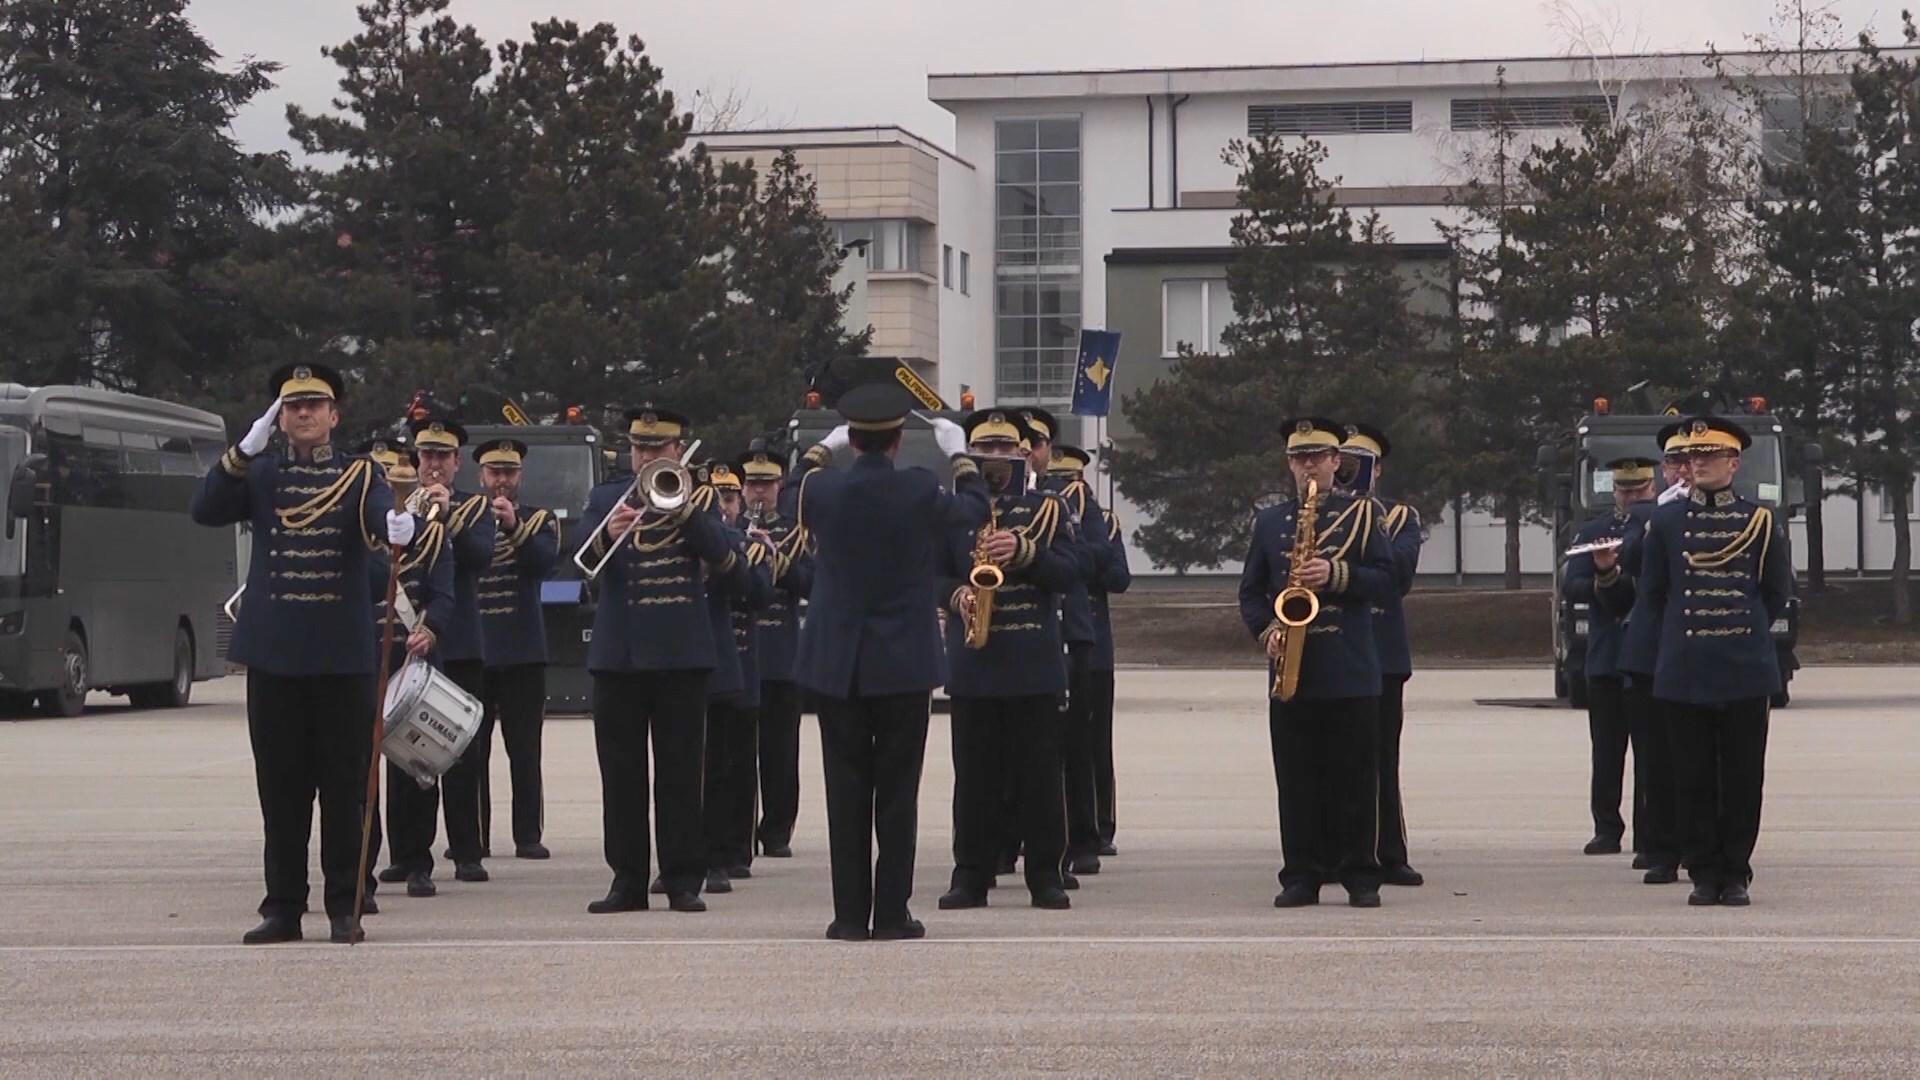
[1237,417,1395,910]
[472,438,562,861]
[190,362,418,945]
[697,462,774,895]
[1632,416,1791,907]
[741,445,814,860]
[581,407,741,915]
[939,411,1082,913]
[785,382,983,942]
[1339,423,1426,887]
[1048,446,1132,858]
[1599,427,1686,884]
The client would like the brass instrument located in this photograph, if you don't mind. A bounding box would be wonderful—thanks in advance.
[1270,479,1322,702]
[572,439,701,579]
[962,506,1003,650]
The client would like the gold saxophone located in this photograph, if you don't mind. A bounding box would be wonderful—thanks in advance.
[1270,479,1323,701]
[962,505,1003,650]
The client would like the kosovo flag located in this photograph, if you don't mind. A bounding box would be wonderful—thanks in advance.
[1071,329,1122,417]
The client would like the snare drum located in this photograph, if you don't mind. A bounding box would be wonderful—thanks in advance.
[381,659,483,789]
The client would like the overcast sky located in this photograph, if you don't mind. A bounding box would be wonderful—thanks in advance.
[185,0,1898,154]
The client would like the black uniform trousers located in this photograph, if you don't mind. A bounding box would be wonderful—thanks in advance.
[1270,694,1382,894]
[704,700,759,872]
[1062,643,1102,860]
[592,669,709,899]
[1090,670,1118,846]
[434,661,488,865]
[816,692,931,931]
[245,669,376,920]
[950,695,1067,897]
[478,663,547,851]
[756,680,803,851]
[1667,697,1770,889]
[1585,674,1631,844]
[1625,678,1680,871]
[1375,673,1414,870]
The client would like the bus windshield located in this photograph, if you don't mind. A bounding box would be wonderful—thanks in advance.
[0,425,25,577]
[1579,432,1786,510]
[456,442,598,520]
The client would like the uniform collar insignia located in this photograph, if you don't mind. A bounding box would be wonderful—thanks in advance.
[313,444,334,465]
[1715,489,1737,507]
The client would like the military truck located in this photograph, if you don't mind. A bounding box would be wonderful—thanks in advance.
[1536,394,1821,709]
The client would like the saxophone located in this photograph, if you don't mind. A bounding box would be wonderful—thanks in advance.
[1270,479,1323,701]
[962,505,1003,650]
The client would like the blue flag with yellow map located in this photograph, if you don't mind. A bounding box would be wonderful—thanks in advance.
[1071,329,1121,417]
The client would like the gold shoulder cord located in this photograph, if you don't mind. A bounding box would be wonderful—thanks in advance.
[1687,506,1772,571]
[1322,497,1369,562]
[1107,511,1122,542]
[398,520,446,573]
[279,458,373,534]
[497,509,550,558]
[450,494,488,536]
[1385,503,1410,538]
[1016,496,1062,548]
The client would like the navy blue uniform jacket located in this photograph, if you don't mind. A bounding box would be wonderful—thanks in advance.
[1236,491,1395,701]
[478,503,561,667]
[579,481,739,674]
[1636,487,1792,704]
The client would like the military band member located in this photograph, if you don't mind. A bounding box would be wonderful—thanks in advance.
[472,438,562,861]
[786,382,984,942]
[741,446,814,859]
[1599,426,1687,882]
[581,406,740,915]
[939,411,1082,913]
[1237,417,1395,910]
[190,362,418,944]
[1050,446,1132,858]
[1339,424,1425,887]
[405,417,497,884]
[1633,416,1791,907]
[698,463,774,895]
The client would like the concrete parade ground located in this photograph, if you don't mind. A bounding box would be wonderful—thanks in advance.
[2,667,1917,1075]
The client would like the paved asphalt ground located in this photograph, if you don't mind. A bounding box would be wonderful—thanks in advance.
[3,667,1917,1075]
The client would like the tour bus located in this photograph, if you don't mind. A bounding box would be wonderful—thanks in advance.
[0,385,235,716]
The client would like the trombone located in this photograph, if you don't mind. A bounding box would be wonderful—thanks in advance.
[573,439,701,580]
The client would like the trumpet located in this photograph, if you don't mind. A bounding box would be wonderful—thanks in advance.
[1563,537,1624,557]
[573,439,700,579]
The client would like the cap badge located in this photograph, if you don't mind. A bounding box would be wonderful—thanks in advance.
[1296,420,1314,436]
[1690,419,1709,435]
[293,365,311,381]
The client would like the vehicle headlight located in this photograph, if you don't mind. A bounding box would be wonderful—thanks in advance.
[1573,620,1589,636]
[1770,619,1789,635]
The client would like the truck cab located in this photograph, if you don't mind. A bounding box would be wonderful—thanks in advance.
[1539,401,1818,708]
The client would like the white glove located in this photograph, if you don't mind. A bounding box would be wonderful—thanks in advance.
[386,509,416,548]
[930,417,967,458]
[1658,481,1689,505]
[239,400,281,457]
[820,425,851,454]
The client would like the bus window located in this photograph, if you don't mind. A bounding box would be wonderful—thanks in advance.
[81,428,127,508]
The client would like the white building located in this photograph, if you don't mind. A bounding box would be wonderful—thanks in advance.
[921,51,1909,578]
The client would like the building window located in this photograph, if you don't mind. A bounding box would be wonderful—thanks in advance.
[1162,279,1234,356]
[1248,101,1413,136]
[832,220,926,274]
[943,245,954,289]
[1761,93,1853,170]
[995,117,1083,403]
[1450,95,1615,131]
[959,252,970,295]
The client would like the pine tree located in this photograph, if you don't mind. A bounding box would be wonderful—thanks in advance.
[0,0,296,393]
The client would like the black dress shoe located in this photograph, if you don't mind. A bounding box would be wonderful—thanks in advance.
[377,864,409,884]
[873,917,926,941]
[994,857,1017,876]
[705,869,733,894]
[1061,872,1080,891]
[726,864,752,880]
[938,887,988,910]
[515,843,551,860]
[762,842,793,858]
[329,915,364,944]
[1720,882,1751,907]
[1583,836,1623,855]
[454,861,488,883]
[587,890,647,914]
[1688,882,1722,906]
[668,892,707,913]
[242,916,302,945]
[1031,887,1071,910]
[359,894,380,916]
[1631,853,1651,870]
[649,875,668,895]
[1382,864,1425,887]
[1644,865,1680,885]
[825,921,870,941]
[407,871,437,898]
[1348,888,1383,909]
[1099,841,1118,858]
[1068,854,1101,875]
[1274,884,1320,908]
